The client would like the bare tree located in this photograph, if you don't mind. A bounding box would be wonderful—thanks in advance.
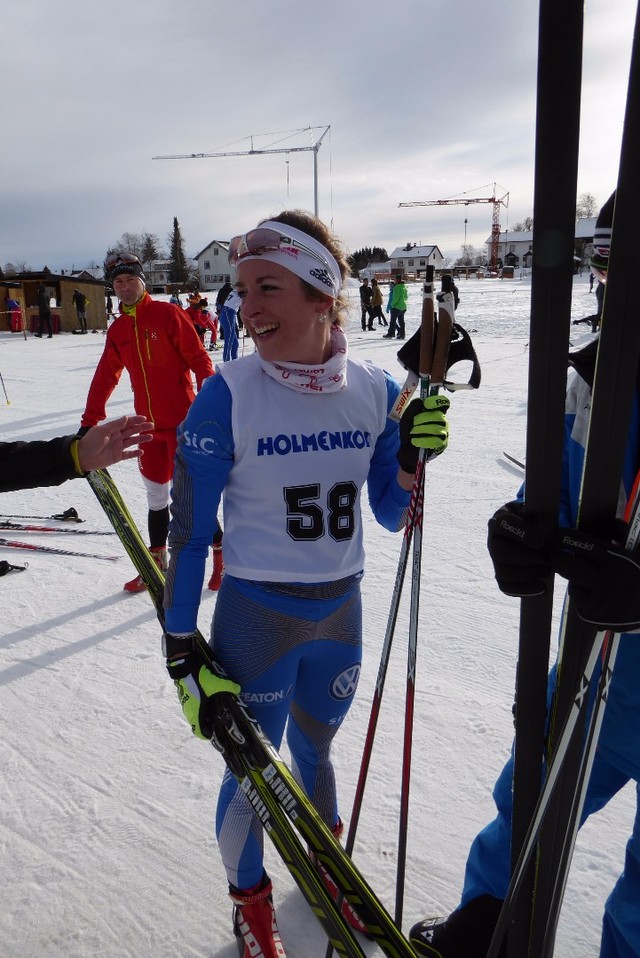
[513,216,533,231]
[576,192,598,219]
[455,244,476,267]
[3,260,31,275]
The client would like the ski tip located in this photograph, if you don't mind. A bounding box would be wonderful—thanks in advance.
[502,452,525,471]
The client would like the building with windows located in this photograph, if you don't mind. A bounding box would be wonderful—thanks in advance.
[193,240,236,291]
[486,216,597,271]
[388,244,444,279]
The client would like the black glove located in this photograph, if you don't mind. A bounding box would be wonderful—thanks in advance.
[397,395,450,473]
[487,501,552,596]
[553,527,640,631]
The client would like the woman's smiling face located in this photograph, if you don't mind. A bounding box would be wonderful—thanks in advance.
[236,259,333,365]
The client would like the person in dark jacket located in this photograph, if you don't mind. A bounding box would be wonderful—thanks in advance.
[409,191,640,958]
[0,415,153,494]
[215,281,233,314]
[35,283,53,338]
[72,289,88,334]
[359,277,374,330]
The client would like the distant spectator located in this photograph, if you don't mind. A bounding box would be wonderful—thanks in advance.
[215,281,233,315]
[185,293,207,344]
[35,283,53,339]
[384,275,408,339]
[219,287,241,361]
[72,288,88,334]
[371,278,388,327]
[359,277,374,330]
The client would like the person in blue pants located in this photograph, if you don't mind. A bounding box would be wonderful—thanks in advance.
[161,208,451,957]
[409,192,640,958]
[218,287,240,361]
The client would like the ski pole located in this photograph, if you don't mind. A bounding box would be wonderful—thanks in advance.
[322,275,438,958]
[487,467,640,958]
[0,369,10,405]
[0,507,82,523]
[395,272,454,927]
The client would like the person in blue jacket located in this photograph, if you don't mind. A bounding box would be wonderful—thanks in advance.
[410,192,640,958]
[161,209,451,958]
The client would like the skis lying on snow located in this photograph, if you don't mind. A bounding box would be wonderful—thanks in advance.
[490,4,640,954]
[0,519,113,535]
[0,507,83,522]
[0,536,119,560]
[86,467,416,958]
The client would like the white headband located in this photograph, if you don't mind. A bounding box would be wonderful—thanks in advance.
[238,220,342,298]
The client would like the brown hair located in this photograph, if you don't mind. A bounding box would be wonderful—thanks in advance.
[259,209,350,327]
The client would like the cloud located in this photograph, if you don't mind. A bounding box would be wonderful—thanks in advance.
[1,0,637,270]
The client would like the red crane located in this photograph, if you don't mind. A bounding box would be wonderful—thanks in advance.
[399,184,509,271]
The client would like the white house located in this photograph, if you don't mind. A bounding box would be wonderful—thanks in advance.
[486,216,598,270]
[193,241,236,291]
[388,244,444,278]
[358,261,392,281]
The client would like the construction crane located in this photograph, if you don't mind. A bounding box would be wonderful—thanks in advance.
[399,184,509,271]
[153,125,330,217]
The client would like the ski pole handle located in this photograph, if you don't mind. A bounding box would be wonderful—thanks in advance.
[419,266,436,379]
[431,275,455,389]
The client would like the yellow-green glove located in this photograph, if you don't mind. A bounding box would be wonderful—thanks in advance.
[164,633,240,740]
[397,395,451,472]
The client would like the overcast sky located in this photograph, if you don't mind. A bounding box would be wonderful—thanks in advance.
[2,0,636,270]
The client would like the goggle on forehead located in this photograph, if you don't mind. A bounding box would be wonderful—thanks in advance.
[228,227,331,272]
[105,252,142,270]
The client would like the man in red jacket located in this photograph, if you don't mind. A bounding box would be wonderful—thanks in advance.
[80,254,214,592]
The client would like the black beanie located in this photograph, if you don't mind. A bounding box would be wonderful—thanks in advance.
[590,191,615,274]
[108,259,146,285]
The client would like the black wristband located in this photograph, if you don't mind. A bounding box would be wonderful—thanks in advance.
[162,632,197,658]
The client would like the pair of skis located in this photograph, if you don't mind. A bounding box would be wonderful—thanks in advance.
[0,519,112,535]
[0,509,117,560]
[494,0,640,954]
[86,467,417,958]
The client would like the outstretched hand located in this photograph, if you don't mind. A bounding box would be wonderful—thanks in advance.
[77,415,153,472]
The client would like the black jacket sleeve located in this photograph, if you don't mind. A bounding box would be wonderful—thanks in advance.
[0,436,79,493]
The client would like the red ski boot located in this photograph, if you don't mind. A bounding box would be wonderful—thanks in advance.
[229,873,286,957]
[124,545,167,593]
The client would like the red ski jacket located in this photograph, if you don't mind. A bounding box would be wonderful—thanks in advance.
[81,293,213,430]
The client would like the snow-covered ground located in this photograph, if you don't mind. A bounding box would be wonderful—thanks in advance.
[0,274,632,958]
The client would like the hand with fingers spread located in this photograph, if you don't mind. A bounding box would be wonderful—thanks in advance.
[76,415,153,472]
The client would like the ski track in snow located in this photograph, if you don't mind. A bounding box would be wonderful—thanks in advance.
[0,276,633,957]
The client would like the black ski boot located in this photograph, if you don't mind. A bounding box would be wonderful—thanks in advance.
[408,895,505,957]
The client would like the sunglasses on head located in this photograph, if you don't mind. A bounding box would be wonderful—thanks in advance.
[228,228,331,270]
[105,252,142,269]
